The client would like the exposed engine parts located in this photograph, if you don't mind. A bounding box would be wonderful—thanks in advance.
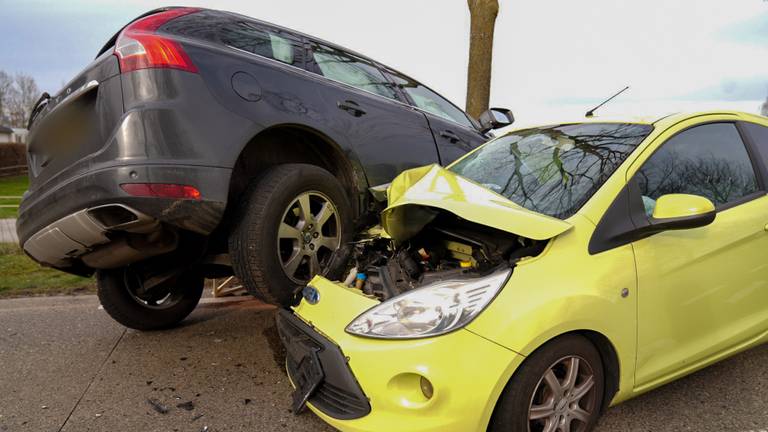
[345,211,546,301]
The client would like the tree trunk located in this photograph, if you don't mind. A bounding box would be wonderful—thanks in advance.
[466,0,499,119]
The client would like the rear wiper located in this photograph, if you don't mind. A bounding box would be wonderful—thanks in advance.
[27,92,51,130]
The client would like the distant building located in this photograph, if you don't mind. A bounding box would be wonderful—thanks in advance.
[0,126,27,144]
[0,126,13,144]
[11,128,28,144]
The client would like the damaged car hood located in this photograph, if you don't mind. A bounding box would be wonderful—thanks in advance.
[382,164,572,242]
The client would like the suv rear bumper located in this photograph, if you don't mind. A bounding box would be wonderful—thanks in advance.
[17,163,231,268]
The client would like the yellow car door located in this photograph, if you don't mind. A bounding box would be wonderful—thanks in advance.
[630,121,768,390]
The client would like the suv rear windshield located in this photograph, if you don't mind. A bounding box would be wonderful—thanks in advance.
[450,123,653,219]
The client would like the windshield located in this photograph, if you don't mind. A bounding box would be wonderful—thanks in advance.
[450,123,653,219]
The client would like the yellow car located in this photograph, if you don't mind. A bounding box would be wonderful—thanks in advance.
[276,111,768,432]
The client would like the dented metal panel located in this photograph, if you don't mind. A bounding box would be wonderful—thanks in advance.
[382,164,572,242]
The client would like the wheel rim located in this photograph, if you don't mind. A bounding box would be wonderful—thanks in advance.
[123,268,185,310]
[277,191,341,284]
[528,355,598,432]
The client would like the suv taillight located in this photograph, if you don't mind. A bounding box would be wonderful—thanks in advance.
[114,8,199,73]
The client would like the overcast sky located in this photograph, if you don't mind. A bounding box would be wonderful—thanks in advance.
[1,0,767,124]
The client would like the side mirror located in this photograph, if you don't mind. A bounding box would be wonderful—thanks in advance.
[648,193,716,231]
[588,189,717,255]
[478,108,514,133]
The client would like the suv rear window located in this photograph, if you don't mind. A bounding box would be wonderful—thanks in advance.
[162,10,302,65]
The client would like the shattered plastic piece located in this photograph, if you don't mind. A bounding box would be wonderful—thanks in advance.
[354,272,367,289]
[147,398,169,414]
[177,401,195,411]
[192,413,205,422]
[342,267,357,286]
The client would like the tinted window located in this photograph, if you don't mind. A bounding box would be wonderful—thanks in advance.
[310,44,399,100]
[386,71,474,128]
[162,11,302,65]
[637,123,759,214]
[450,123,652,219]
[741,122,768,170]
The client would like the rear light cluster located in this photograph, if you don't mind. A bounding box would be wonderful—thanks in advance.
[120,183,202,200]
[114,8,199,73]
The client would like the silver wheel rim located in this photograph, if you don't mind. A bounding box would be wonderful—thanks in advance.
[528,355,597,432]
[277,191,341,284]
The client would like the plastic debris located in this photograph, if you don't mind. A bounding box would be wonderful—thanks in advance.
[147,398,169,414]
[177,401,195,411]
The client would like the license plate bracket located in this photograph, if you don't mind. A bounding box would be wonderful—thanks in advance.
[290,347,325,414]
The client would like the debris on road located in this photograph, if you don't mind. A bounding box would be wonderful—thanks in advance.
[146,398,169,414]
[192,413,205,422]
[176,401,195,411]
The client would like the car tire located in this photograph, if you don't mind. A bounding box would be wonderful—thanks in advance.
[228,164,353,306]
[489,334,605,432]
[96,267,204,331]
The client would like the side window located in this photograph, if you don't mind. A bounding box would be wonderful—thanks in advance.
[385,71,474,128]
[637,123,759,215]
[161,11,302,65]
[219,23,298,64]
[310,43,399,101]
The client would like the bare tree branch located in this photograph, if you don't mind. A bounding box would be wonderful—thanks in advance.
[6,73,40,128]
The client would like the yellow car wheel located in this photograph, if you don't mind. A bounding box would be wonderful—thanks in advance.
[489,334,605,432]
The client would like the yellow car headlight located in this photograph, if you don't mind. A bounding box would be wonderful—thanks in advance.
[345,268,511,339]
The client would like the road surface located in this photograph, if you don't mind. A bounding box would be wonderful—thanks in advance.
[0,295,765,431]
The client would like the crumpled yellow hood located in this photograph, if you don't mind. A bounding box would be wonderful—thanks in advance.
[382,164,572,242]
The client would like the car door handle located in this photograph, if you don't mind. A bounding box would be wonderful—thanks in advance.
[440,130,462,144]
[337,100,366,117]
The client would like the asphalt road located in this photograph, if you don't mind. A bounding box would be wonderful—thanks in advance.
[0,295,766,432]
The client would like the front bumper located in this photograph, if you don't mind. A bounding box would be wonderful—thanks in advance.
[279,276,524,432]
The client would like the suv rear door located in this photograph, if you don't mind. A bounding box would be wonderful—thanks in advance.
[384,69,487,165]
[306,42,440,187]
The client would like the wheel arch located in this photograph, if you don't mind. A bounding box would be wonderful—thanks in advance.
[228,124,368,218]
[577,330,621,413]
[487,328,622,429]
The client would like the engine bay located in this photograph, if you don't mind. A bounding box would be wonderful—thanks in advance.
[342,211,547,301]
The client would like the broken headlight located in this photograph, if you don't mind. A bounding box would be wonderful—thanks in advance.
[345,268,511,339]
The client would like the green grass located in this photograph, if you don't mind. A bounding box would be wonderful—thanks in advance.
[0,243,95,298]
[0,175,28,219]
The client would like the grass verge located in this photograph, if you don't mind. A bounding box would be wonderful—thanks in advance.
[0,243,95,298]
[0,175,27,218]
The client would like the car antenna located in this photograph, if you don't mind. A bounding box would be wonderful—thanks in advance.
[585,86,630,118]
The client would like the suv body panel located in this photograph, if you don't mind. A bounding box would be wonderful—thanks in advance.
[17,8,489,273]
